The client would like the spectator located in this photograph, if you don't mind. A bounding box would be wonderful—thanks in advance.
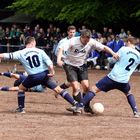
[92,29,98,39]
[119,28,127,39]
[102,27,109,38]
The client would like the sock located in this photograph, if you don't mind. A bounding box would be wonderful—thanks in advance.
[0,86,9,91]
[83,93,90,107]
[60,90,77,105]
[18,91,25,108]
[73,92,83,102]
[78,91,96,107]
[60,83,69,89]
[127,93,138,113]
[3,72,11,78]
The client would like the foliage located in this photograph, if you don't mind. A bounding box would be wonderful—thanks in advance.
[8,0,140,27]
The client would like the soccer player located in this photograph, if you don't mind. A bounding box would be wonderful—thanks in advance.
[0,72,45,92]
[57,29,119,113]
[71,36,140,118]
[0,36,77,113]
[56,25,76,91]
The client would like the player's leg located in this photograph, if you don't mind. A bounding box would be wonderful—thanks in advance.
[125,92,139,117]
[63,64,83,102]
[71,87,97,114]
[0,86,19,91]
[0,72,12,78]
[78,64,94,113]
[72,76,112,114]
[81,79,93,113]
[120,83,140,117]
[71,81,82,102]
[45,78,77,106]
[15,78,29,113]
[0,72,20,79]
[16,84,26,113]
[60,81,71,89]
[0,86,10,91]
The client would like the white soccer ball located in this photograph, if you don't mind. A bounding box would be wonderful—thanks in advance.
[92,103,104,114]
[95,65,100,70]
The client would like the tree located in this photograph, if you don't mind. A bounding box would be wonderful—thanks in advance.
[8,0,140,27]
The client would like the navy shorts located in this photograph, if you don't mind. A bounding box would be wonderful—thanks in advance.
[22,70,57,90]
[13,74,26,87]
[96,76,130,93]
[63,63,88,82]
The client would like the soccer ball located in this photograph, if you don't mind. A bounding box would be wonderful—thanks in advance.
[92,103,104,114]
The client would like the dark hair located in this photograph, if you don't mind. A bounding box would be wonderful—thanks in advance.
[67,25,76,31]
[25,36,35,45]
[80,29,92,38]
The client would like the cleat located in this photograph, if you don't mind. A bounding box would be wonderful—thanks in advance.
[84,105,94,114]
[66,105,83,115]
[66,106,77,112]
[134,112,140,118]
[15,107,25,113]
[72,107,83,116]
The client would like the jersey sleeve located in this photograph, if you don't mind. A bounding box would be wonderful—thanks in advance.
[90,39,105,52]
[3,50,22,60]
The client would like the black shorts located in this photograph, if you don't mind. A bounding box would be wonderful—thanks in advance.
[63,64,88,82]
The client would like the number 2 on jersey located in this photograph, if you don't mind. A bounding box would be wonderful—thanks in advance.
[26,55,40,68]
[125,58,135,71]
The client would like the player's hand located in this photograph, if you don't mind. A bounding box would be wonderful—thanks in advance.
[47,70,55,77]
[47,73,54,77]
[113,52,119,60]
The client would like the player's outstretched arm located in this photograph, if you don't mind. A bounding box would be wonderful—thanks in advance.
[57,48,64,67]
[104,46,119,60]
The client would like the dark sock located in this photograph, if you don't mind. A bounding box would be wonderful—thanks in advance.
[78,91,96,107]
[3,72,11,78]
[1,86,9,91]
[127,93,138,113]
[83,93,90,107]
[73,92,83,102]
[18,91,25,108]
[60,90,77,105]
[60,83,69,89]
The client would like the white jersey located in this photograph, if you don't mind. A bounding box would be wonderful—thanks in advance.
[3,47,53,75]
[63,36,106,66]
[108,46,140,83]
[55,37,70,58]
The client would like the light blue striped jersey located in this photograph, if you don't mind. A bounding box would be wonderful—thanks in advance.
[3,47,53,75]
[108,46,140,83]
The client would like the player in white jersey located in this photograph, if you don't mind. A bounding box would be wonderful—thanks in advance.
[71,37,140,118]
[57,29,119,113]
[0,36,77,113]
[56,25,76,58]
[56,26,78,94]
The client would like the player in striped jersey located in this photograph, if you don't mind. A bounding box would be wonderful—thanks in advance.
[0,36,77,113]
